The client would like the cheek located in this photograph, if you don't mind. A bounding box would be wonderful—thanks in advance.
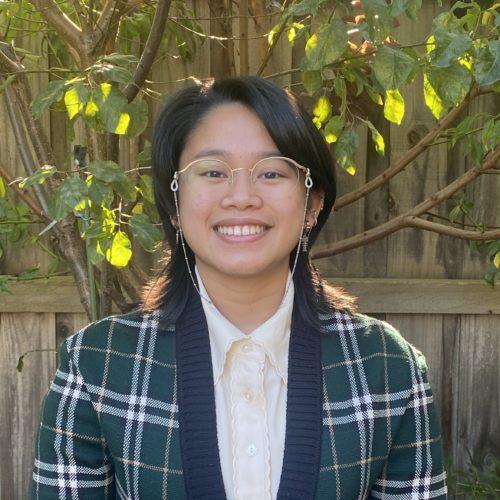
[178,191,215,221]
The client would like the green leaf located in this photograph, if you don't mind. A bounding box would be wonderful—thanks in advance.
[459,136,484,165]
[304,20,347,70]
[450,115,476,148]
[288,0,328,16]
[106,230,132,268]
[0,176,5,197]
[47,176,87,221]
[95,84,128,133]
[302,70,322,95]
[91,62,135,85]
[312,96,331,128]
[123,100,148,138]
[332,77,347,116]
[384,89,405,124]
[361,0,394,40]
[482,118,500,151]
[88,161,135,201]
[449,204,461,223]
[427,62,472,107]
[31,80,66,118]
[475,40,500,86]
[89,160,126,183]
[86,175,114,205]
[138,175,154,203]
[18,165,57,189]
[424,72,446,119]
[324,116,344,144]
[130,213,162,251]
[334,128,358,175]
[366,120,385,154]
[430,30,472,68]
[102,53,138,66]
[373,45,416,90]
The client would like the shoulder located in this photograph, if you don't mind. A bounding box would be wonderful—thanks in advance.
[60,308,175,383]
[319,307,427,373]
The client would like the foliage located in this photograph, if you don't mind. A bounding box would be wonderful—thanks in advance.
[0,0,499,317]
[446,455,500,499]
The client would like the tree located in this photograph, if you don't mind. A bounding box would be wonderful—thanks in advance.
[0,0,499,322]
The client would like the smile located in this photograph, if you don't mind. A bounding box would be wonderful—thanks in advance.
[215,225,268,236]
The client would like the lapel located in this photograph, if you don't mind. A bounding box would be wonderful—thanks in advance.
[175,282,323,499]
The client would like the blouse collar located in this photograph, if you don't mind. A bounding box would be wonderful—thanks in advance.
[194,265,294,387]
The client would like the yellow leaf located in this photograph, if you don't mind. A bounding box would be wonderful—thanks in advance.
[345,165,356,176]
[424,73,446,119]
[73,199,87,212]
[100,82,112,102]
[114,112,130,135]
[384,89,405,125]
[85,99,99,117]
[313,96,332,125]
[131,203,143,214]
[494,251,500,269]
[0,176,5,197]
[64,87,83,119]
[106,230,132,268]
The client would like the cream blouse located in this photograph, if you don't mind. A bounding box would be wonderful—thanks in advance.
[195,266,294,500]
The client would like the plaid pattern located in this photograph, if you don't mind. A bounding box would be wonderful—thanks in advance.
[31,306,447,499]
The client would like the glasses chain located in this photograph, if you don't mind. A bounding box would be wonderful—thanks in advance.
[170,169,313,309]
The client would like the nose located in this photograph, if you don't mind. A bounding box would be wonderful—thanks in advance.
[220,168,262,210]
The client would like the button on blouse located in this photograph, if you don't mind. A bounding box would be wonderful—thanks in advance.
[195,266,294,500]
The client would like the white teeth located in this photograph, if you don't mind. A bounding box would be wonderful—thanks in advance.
[216,225,267,236]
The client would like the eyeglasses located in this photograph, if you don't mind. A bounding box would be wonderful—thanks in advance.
[170,156,313,195]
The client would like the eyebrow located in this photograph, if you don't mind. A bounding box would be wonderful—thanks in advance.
[191,149,282,161]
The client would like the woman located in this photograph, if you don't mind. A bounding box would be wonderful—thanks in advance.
[31,77,447,499]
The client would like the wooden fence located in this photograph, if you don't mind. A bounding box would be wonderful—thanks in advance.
[1,280,499,498]
[0,0,499,498]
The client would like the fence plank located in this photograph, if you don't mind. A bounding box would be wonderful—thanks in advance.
[3,276,499,314]
[453,314,500,472]
[0,312,56,500]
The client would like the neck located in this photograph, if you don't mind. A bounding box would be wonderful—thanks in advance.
[195,261,290,334]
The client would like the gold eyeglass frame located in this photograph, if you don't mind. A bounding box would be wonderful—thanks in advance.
[170,156,313,192]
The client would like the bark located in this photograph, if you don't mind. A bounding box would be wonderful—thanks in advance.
[312,147,500,259]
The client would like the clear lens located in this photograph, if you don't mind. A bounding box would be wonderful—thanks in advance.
[181,157,300,193]
[188,159,231,181]
[253,157,299,184]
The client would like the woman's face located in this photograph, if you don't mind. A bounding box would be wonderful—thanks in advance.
[176,102,324,280]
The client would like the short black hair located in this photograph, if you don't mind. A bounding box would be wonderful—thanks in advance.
[142,76,357,328]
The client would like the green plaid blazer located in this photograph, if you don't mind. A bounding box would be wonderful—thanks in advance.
[31,286,447,499]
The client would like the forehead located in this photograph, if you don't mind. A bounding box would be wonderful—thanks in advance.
[180,103,280,163]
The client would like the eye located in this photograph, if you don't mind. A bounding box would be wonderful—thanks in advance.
[261,170,284,180]
[204,170,226,178]
[191,159,230,180]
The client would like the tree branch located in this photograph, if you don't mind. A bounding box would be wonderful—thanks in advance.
[256,0,292,77]
[92,0,129,56]
[333,85,488,212]
[311,146,500,259]
[405,217,500,240]
[123,0,171,102]
[30,0,83,64]
[0,162,48,221]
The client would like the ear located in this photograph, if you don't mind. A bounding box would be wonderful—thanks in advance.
[309,188,325,224]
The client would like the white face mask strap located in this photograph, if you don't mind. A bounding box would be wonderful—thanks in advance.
[170,167,314,308]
